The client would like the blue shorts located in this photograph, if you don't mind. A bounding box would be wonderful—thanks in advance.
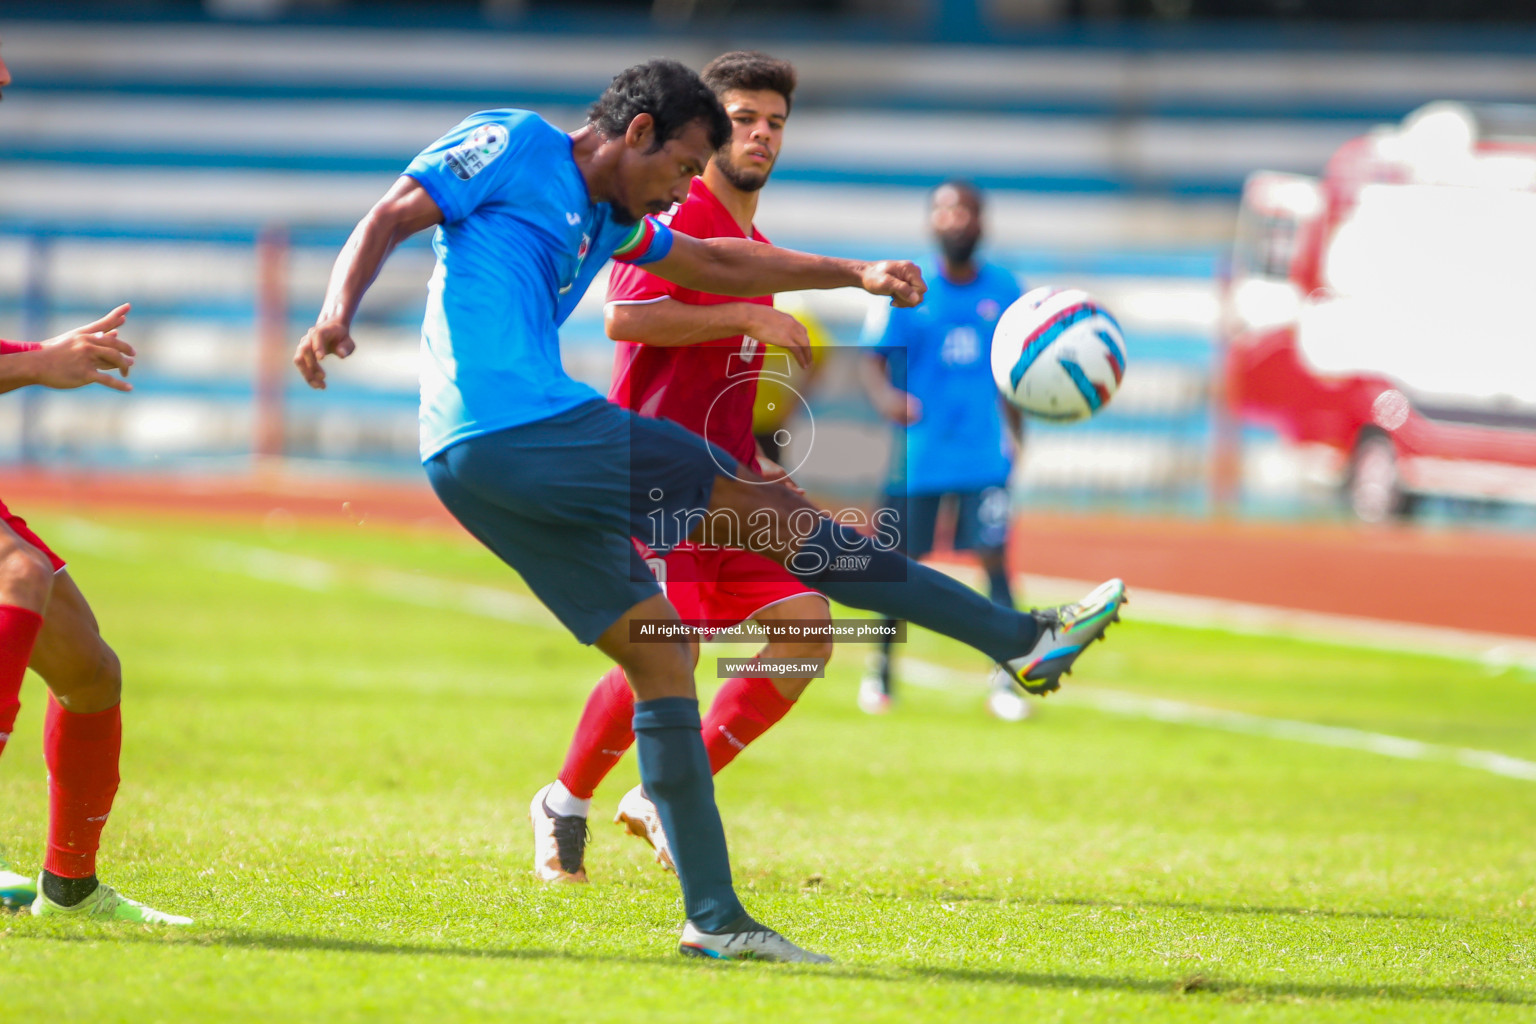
[425,398,738,644]
[882,486,1010,560]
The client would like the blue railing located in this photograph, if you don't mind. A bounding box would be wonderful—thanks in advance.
[0,220,1221,514]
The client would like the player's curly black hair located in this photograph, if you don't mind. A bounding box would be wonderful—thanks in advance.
[701,51,797,114]
[588,59,730,153]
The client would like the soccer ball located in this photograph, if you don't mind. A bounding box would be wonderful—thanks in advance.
[990,287,1127,422]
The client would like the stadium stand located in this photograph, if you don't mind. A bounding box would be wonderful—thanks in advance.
[5,18,1528,511]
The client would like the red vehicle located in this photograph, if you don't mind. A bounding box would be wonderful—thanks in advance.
[1224,102,1536,521]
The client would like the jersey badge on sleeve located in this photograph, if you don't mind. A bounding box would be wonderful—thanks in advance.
[444,123,509,181]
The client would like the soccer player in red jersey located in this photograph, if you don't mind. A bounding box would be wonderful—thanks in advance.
[529,52,832,882]
[0,301,189,922]
[0,48,187,922]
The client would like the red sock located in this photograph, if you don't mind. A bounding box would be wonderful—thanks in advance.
[43,695,121,879]
[0,604,44,760]
[702,673,795,774]
[557,666,636,800]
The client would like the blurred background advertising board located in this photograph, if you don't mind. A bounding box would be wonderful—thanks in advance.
[4,1,1536,528]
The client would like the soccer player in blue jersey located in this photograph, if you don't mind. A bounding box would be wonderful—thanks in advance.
[295,60,1126,963]
[859,180,1040,719]
[859,181,1038,721]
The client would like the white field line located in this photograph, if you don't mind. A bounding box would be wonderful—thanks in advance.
[51,518,558,629]
[898,656,1536,784]
[51,518,1536,782]
[945,564,1536,672]
[63,518,1536,668]
[1065,578,1536,672]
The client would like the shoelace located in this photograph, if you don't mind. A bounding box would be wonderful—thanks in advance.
[90,886,122,912]
[1033,607,1063,638]
[1054,596,1097,630]
[721,920,778,949]
[548,810,590,875]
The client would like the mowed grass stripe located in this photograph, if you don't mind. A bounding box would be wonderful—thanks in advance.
[50,514,1536,783]
[0,508,1528,1022]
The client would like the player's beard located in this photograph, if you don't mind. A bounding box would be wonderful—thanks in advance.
[938,230,980,267]
[716,156,771,194]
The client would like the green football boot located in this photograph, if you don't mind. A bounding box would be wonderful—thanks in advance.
[31,876,192,924]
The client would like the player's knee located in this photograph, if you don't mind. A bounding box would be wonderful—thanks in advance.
[648,638,695,679]
[617,638,696,698]
[96,642,123,704]
[0,541,54,610]
[51,638,121,713]
[766,638,834,663]
[805,638,835,663]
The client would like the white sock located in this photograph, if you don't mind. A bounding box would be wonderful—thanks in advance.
[545,780,591,819]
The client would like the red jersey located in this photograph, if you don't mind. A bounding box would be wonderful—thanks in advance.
[607,177,772,468]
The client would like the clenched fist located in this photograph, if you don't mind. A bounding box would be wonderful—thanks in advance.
[861,261,926,308]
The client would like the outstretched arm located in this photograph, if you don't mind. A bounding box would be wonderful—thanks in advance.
[0,304,135,395]
[294,176,444,389]
[859,352,921,425]
[605,298,814,368]
[644,234,926,309]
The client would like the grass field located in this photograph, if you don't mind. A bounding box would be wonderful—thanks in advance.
[1,507,1533,1022]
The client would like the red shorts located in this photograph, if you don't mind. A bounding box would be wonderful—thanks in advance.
[644,543,821,631]
[0,497,65,573]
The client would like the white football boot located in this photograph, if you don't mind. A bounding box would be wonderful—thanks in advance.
[679,916,833,963]
[529,784,589,884]
[613,785,674,873]
[857,653,893,715]
[997,578,1127,695]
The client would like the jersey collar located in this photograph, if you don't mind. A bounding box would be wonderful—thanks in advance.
[689,176,765,242]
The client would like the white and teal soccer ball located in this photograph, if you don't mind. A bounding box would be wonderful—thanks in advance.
[990,287,1127,422]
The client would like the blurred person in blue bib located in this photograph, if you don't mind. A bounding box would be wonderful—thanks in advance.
[859,180,1030,722]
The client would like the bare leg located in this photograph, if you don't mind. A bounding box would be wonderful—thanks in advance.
[0,524,54,614]
[593,591,698,702]
[30,572,122,714]
[750,593,832,702]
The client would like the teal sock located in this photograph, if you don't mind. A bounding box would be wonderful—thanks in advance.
[633,697,744,932]
[790,518,1039,664]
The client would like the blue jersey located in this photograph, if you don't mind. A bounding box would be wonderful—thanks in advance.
[404,109,673,461]
[862,260,1022,493]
